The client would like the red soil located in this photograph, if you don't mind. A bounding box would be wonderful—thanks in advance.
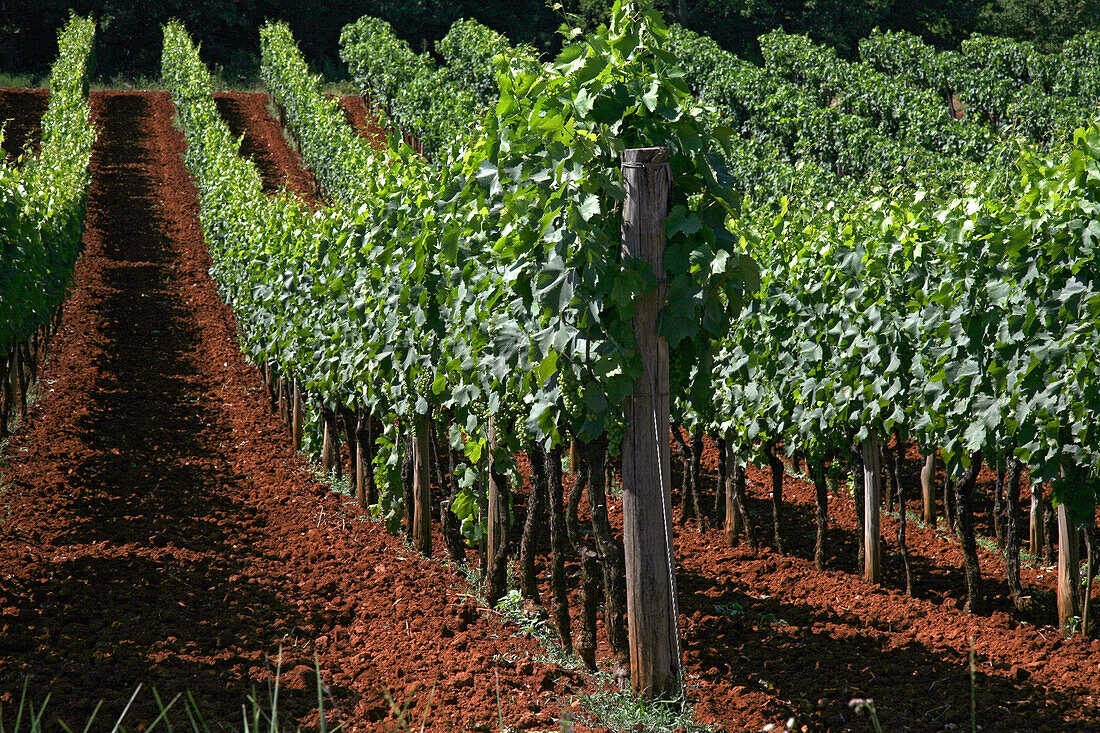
[0,88,49,162]
[670,448,1100,731]
[0,91,593,731]
[213,91,319,202]
[337,95,388,149]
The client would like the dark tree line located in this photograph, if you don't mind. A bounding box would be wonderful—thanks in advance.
[0,0,562,82]
[3,0,1097,86]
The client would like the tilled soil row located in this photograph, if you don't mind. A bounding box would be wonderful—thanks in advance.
[336,95,388,149]
[0,88,49,162]
[0,90,592,731]
[213,91,319,201]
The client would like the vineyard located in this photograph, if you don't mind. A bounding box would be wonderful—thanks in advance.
[3,2,1100,731]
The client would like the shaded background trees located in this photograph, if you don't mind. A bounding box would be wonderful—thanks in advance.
[1,0,1097,84]
[0,0,559,82]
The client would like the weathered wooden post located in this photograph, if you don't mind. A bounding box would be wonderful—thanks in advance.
[620,146,679,699]
[321,414,335,473]
[278,376,289,424]
[723,438,744,545]
[355,410,373,508]
[862,437,883,584]
[1030,484,1045,555]
[921,452,936,525]
[0,350,10,439]
[1057,503,1081,632]
[291,379,303,450]
[264,361,275,409]
[13,344,26,419]
[413,412,432,556]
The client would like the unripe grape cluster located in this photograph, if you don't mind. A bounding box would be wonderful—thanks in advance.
[669,347,692,389]
[414,369,433,399]
[559,367,583,424]
[606,412,625,458]
[498,390,528,438]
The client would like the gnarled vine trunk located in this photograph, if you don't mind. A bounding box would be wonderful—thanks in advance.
[519,442,548,610]
[954,450,984,613]
[724,438,755,549]
[580,439,629,670]
[566,461,600,670]
[943,476,957,533]
[713,432,727,524]
[1043,497,1057,566]
[354,410,379,508]
[851,442,865,571]
[338,404,358,487]
[546,446,573,654]
[400,433,414,542]
[808,455,828,570]
[671,424,695,526]
[689,427,705,531]
[993,458,1006,549]
[1003,457,1030,611]
[764,442,784,553]
[895,458,913,596]
[432,419,465,563]
[320,401,341,478]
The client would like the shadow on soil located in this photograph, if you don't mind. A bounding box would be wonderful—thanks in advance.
[677,565,1086,732]
[0,93,320,729]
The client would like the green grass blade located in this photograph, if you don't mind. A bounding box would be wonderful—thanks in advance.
[183,692,210,733]
[109,685,143,733]
[29,692,51,731]
[151,690,176,733]
[13,678,28,733]
[78,700,103,733]
[145,691,182,731]
[267,648,283,733]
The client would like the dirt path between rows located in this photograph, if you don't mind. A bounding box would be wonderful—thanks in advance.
[0,91,588,732]
[0,88,49,162]
[213,92,318,201]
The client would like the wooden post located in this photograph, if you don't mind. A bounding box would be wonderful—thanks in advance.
[862,437,882,584]
[569,439,579,474]
[321,420,333,471]
[12,343,25,419]
[1030,484,1045,556]
[478,455,489,578]
[355,410,373,508]
[1057,503,1081,632]
[921,452,936,526]
[320,406,340,475]
[278,377,289,424]
[0,351,10,439]
[262,362,268,388]
[291,379,303,450]
[620,146,679,699]
[487,416,508,567]
[413,412,432,556]
[724,439,743,544]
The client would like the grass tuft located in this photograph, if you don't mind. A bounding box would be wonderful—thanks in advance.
[0,650,341,733]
